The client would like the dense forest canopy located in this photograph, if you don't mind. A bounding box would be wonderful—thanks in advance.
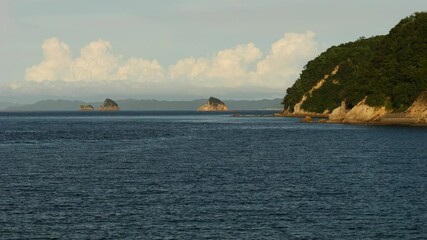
[282,12,427,113]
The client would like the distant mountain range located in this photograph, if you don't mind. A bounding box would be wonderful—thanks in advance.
[2,98,282,111]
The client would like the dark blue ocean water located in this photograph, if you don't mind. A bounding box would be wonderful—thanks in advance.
[0,111,426,239]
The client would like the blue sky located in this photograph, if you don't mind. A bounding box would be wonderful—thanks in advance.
[1,0,426,102]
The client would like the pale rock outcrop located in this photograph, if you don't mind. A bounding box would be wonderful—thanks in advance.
[343,99,388,123]
[301,116,313,123]
[328,101,347,122]
[293,95,311,114]
[406,91,427,123]
[293,65,339,114]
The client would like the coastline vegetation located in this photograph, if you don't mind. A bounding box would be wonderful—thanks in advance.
[283,12,427,113]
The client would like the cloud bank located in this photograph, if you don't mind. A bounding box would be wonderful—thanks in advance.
[25,38,164,83]
[23,31,319,99]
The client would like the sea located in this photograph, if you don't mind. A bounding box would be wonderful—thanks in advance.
[0,111,426,239]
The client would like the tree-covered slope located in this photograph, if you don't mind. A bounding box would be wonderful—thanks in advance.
[283,12,427,113]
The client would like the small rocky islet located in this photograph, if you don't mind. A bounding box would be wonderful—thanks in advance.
[197,97,229,111]
[99,98,120,111]
[79,104,94,111]
[79,98,119,111]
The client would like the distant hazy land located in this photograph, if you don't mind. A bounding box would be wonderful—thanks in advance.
[0,102,23,110]
[2,98,282,111]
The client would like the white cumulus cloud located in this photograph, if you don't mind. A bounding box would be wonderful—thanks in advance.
[169,43,262,87]
[169,31,318,89]
[71,40,119,82]
[254,31,318,87]
[118,58,164,82]
[25,38,73,83]
[25,38,164,83]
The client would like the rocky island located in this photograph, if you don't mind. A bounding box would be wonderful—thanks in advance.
[197,97,229,111]
[281,12,427,125]
[99,98,119,111]
[79,104,94,111]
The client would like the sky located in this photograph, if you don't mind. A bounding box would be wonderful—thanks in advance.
[1,0,426,103]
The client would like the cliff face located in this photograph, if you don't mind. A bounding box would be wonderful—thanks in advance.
[80,105,94,111]
[99,98,119,111]
[197,97,228,111]
[328,99,388,123]
[324,94,427,124]
[406,92,427,123]
[328,101,347,122]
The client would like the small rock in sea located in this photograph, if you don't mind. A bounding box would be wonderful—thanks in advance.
[80,104,94,111]
[302,116,312,123]
[99,98,119,111]
[197,97,228,111]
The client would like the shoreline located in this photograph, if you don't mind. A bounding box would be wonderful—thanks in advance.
[233,111,427,127]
